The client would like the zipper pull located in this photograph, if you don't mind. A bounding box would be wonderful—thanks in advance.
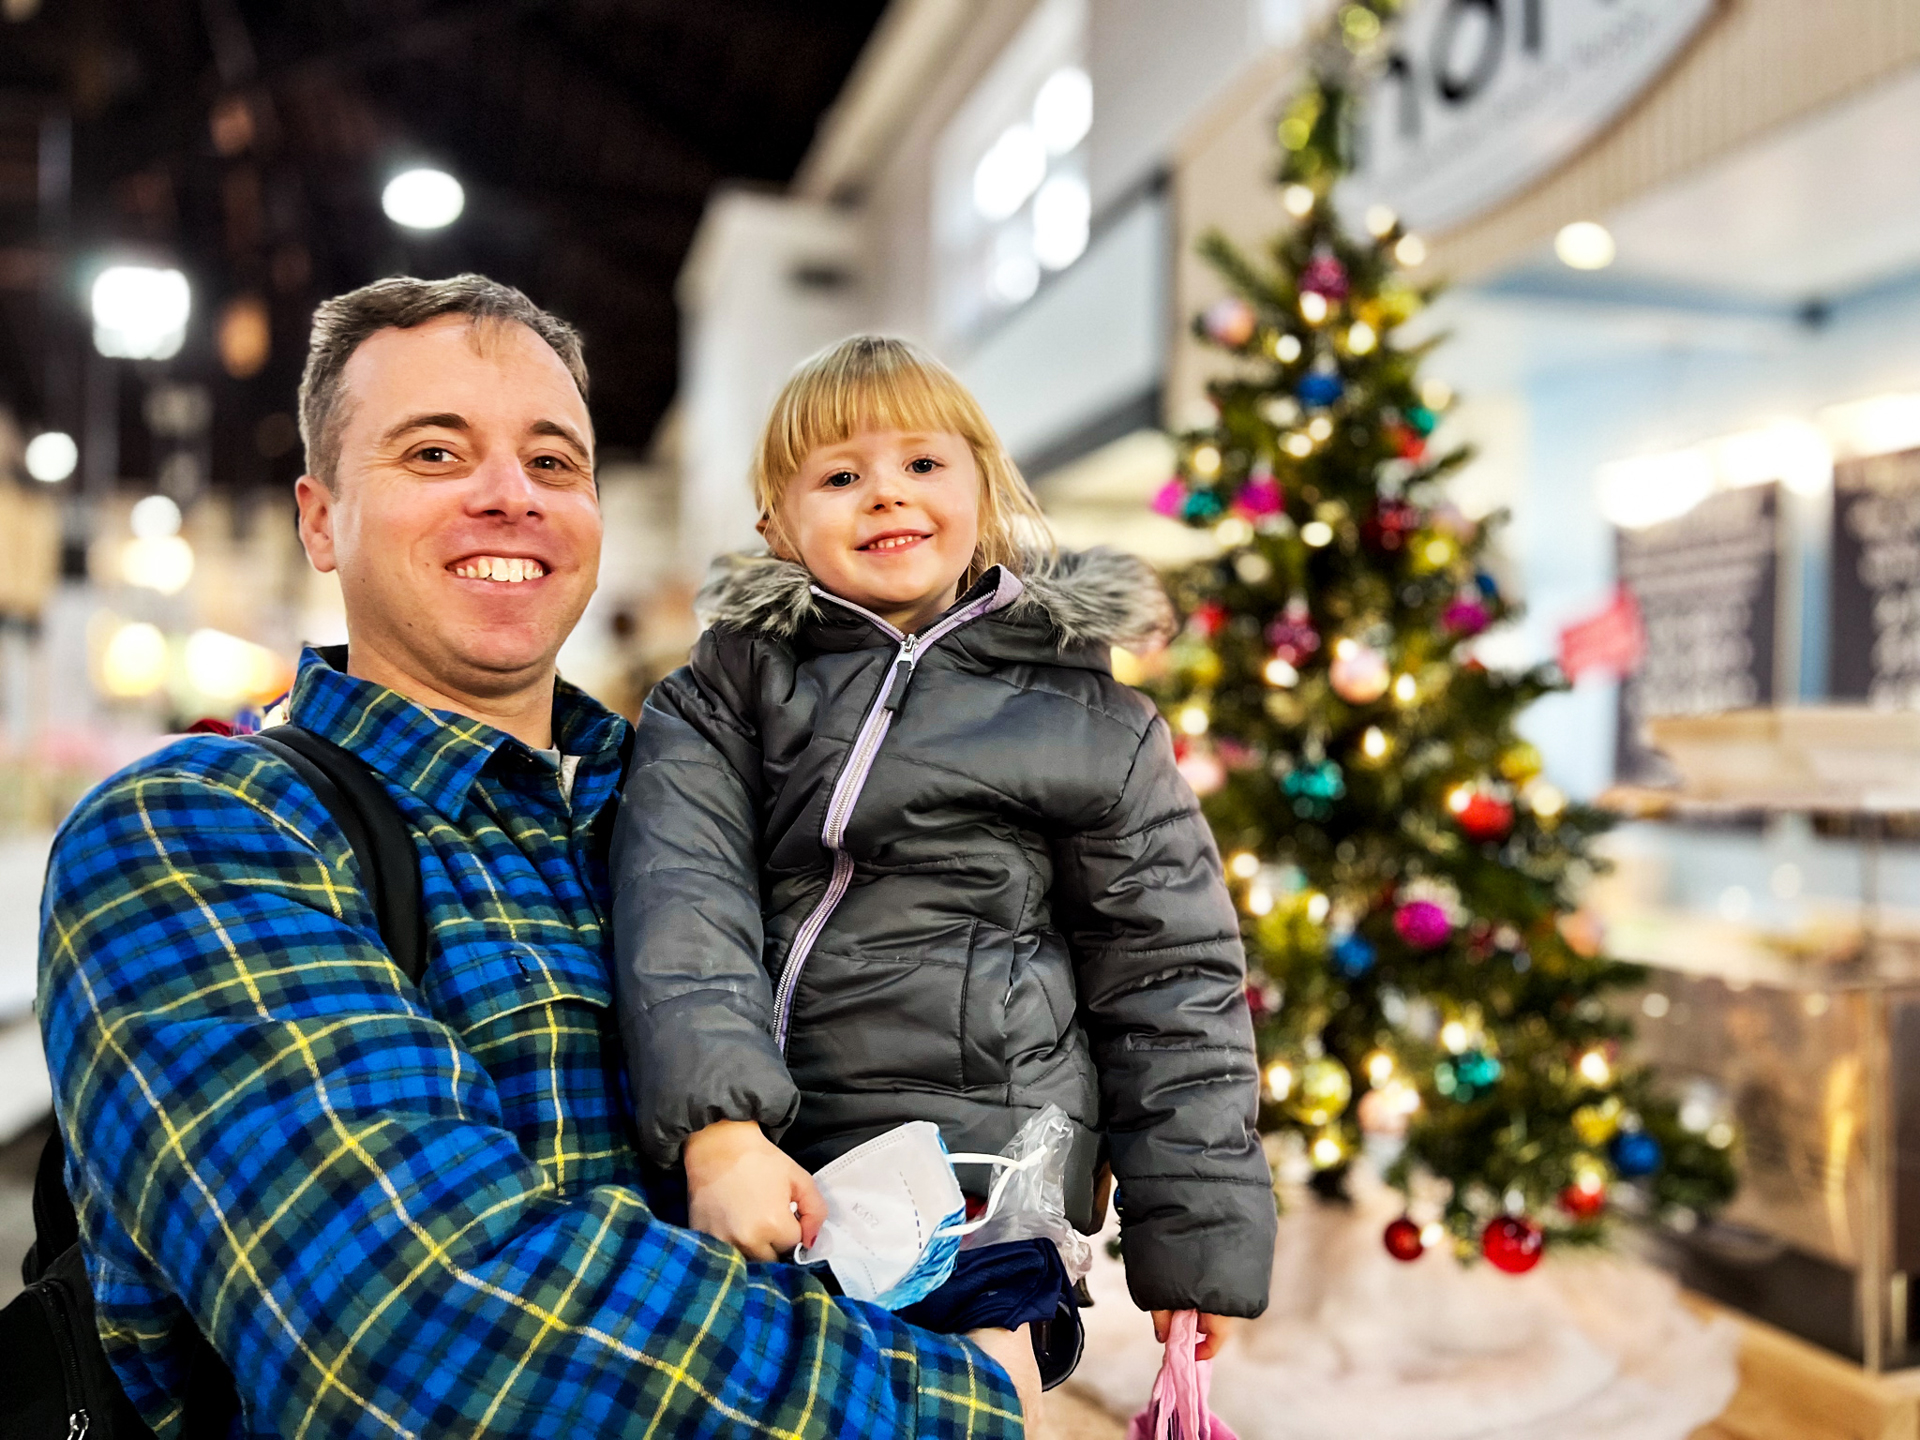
[883,636,920,711]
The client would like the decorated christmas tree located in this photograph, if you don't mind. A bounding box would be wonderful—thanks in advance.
[1143,3,1735,1268]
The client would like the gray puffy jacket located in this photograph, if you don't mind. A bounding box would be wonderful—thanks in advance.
[611,549,1275,1316]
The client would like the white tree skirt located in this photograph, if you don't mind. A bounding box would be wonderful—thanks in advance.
[1069,1174,1739,1440]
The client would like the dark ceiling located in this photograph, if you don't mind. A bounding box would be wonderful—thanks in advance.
[0,0,885,492]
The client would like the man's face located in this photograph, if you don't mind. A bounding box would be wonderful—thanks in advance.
[296,314,601,703]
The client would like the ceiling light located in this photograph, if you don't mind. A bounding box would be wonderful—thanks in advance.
[24,430,77,482]
[91,265,191,360]
[989,251,1039,306]
[101,622,168,698]
[973,124,1047,222]
[1032,68,1092,155]
[382,168,465,230]
[1555,221,1616,270]
[1032,174,1090,271]
[122,535,194,594]
[1715,420,1831,496]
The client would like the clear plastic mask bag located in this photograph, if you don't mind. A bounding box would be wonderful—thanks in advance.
[952,1103,1092,1282]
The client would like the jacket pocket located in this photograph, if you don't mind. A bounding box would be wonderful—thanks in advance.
[784,929,972,1094]
[961,922,1014,1090]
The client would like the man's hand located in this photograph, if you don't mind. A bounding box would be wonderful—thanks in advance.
[683,1120,827,1261]
[966,1324,1041,1433]
[1151,1310,1238,1362]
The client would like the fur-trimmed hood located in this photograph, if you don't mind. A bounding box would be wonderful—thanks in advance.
[694,547,1176,652]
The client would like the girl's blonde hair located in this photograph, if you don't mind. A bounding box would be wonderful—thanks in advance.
[753,335,1054,586]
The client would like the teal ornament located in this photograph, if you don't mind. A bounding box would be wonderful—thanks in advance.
[1438,1049,1502,1101]
[1182,489,1225,522]
[1283,760,1346,801]
[1406,405,1437,436]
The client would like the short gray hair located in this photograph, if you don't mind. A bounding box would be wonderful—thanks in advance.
[298,274,589,484]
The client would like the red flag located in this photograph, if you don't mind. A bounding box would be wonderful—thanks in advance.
[1558,587,1645,681]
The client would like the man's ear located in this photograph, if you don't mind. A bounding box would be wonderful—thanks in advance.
[294,474,339,574]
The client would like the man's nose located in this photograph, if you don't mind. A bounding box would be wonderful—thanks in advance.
[467,449,544,518]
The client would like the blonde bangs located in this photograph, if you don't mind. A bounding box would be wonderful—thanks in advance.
[754,335,1054,581]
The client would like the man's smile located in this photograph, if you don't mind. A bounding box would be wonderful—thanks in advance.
[450,554,550,582]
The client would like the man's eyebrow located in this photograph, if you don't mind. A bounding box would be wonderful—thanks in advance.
[380,412,468,447]
[530,418,592,459]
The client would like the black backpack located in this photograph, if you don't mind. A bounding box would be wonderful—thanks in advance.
[0,726,429,1440]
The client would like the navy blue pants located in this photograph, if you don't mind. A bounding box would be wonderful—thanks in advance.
[899,1239,1084,1389]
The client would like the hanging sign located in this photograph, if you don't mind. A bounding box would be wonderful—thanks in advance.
[1830,447,1920,707]
[1613,484,1779,785]
[1341,0,1718,234]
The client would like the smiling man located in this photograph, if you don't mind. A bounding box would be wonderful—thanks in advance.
[36,275,1027,1437]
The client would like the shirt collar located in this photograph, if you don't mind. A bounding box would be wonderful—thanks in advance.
[287,645,628,816]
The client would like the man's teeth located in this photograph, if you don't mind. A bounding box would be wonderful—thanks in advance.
[866,535,922,551]
[452,556,547,582]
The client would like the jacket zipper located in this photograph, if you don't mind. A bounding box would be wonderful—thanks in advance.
[771,582,1018,1049]
[33,1276,92,1440]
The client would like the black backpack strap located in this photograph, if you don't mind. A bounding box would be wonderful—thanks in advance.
[247,725,429,984]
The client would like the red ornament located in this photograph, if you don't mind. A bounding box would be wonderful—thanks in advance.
[1188,601,1228,639]
[1300,252,1350,301]
[1361,498,1419,552]
[1383,1217,1425,1262]
[1559,1183,1606,1221]
[1457,792,1514,843]
[1395,427,1428,462]
[1481,1215,1545,1274]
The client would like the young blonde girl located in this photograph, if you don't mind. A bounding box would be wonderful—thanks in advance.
[610,336,1274,1401]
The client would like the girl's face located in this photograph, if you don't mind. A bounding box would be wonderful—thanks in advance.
[777,427,982,634]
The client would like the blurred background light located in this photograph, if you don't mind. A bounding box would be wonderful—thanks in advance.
[1555,220,1617,270]
[1597,449,1716,529]
[23,431,76,483]
[973,124,1046,222]
[1032,67,1092,155]
[100,622,168,697]
[184,628,291,703]
[1821,392,1920,459]
[91,265,191,360]
[121,535,194,594]
[1715,420,1832,495]
[129,494,182,539]
[1032,174,1090,271]
[382,168,465,230]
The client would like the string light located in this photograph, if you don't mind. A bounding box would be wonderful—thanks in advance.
[1284,433,1315,458]
[1283,184,1315,217]
[1271,333,1303,363]
[1191,445,1222,477]
[1177,704,1210,736]
[1229,851,1261,879]
[1365,1051,1395,1085]
[1310,1133,1345,1169]
[1421,378,1454,410]
[1361,726,1388,759]
[1420,1221,1446,1249]
[1439,1020,1470,1054]
[1578,1049,1613,1087]
[1306,892,1331,923]
[1264,657,1300,687]
[1394,235,1427,267]
[1299,291,1329,324]
[1528,783,1566,818]
[1247,884,1275,916]
[1215,516,1254,546]
[1365,205,1397,237]
[1266,1062,1295,1102]
[1446,785,1474,814]
[1301,520,1334,547]
[1307,415,1334,442]
[1393,673,1418,703]
[1346,321,1377,355]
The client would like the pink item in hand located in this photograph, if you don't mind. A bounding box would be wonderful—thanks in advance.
[1126,1311,1239,1440]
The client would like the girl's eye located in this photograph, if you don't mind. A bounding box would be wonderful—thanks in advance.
[907,457,940,474]
[825,470,857,488]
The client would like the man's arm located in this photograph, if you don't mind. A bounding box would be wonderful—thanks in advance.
[40,744,1022,1439]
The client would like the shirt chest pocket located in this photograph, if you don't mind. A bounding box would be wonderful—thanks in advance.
[425,940,614,1034]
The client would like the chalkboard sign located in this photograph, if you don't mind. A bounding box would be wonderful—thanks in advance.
[1616,484,1779,784]
[1831,448,1920,707]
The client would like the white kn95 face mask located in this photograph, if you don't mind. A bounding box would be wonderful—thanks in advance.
[791,1120,1043,1310]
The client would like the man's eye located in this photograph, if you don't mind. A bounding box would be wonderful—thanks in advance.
[825,471,857,488]
[530,455,568,471]
[415,446,455,464]
[907,457,940,474]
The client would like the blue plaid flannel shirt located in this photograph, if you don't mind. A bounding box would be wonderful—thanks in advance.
[38,646,1022,1439]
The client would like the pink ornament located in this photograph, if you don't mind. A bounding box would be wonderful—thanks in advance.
[1394,900,1451,950]
[1442,598,1490,636]
[1300,253,1350,301]
[1203,296,1258,348]
[1178,749,1226,797]
[1236,471,1284,519]
[1329,643,1391,704]
[1152,479,1189,517]
[1266,601,1320,665]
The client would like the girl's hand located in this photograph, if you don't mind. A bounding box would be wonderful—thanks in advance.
[683,1119,828,1261]
[1151,1310,1238,1361]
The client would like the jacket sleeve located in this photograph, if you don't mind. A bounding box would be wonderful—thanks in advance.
[611,631,800,1165]
[1052,713,1277,1318]
[39,758,1021,1439]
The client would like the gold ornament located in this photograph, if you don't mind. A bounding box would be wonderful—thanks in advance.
[1573,1097,1623,1147]
[1499,742,1544,785]
[1286,1057,1354,1126]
